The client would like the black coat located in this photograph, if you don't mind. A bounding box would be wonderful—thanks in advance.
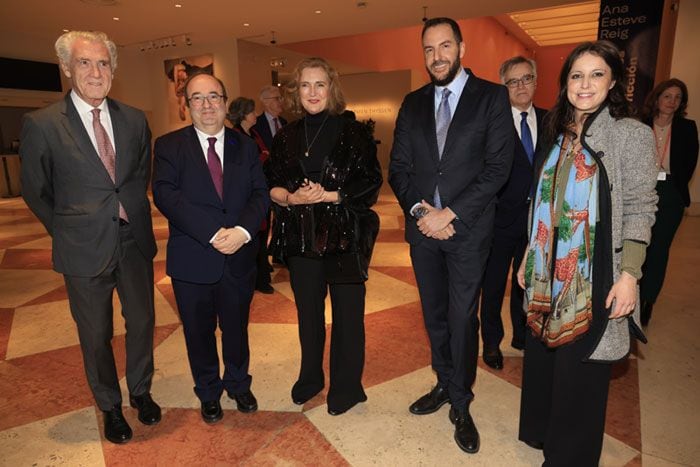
[264,116,382,270]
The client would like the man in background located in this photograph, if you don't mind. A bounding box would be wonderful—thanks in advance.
[479,56,547,370]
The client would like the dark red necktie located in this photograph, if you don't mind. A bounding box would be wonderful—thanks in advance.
[273,117,281,133]
[92,108,128,221]
[207,137,223,199]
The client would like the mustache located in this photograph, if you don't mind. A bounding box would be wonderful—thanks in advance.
[431,60,451,69]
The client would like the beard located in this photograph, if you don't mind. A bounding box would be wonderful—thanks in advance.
[427,58,462,87]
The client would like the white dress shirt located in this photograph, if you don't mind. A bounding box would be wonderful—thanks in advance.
[70,91,115,154]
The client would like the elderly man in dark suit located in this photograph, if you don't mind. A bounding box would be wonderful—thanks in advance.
[251,85,287,150]
[152,73,269,424]
[479,56,547,370]
[20,30,160,445]
[389,17,513,454]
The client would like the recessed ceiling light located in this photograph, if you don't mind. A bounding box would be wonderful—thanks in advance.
[243,22,250,26]
[175,3,182,7]
[112,17,120,21]
[315,9,322,14]
[62,28,69,32]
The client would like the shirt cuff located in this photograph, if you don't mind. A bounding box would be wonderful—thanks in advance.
[621,240,647,280]
[234,226,252,243]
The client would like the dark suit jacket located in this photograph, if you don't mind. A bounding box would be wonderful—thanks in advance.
[252,113,287,150]
[389,69,514,246]
[20,93,156,277]
[152,126,270,284]
[495,106,547,228]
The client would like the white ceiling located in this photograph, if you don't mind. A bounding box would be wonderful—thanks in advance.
[1,0,578,61]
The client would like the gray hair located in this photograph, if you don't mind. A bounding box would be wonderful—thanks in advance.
[259,84,280,100]
[498,56,536,84]
[55,30,118,71]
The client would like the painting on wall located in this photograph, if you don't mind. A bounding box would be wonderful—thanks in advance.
[164,54,214,123]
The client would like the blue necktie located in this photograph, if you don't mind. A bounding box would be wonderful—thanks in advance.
[520,111,535,164]
[434,88,451,208]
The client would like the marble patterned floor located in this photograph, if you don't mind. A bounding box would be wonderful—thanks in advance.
[1,184,698,466]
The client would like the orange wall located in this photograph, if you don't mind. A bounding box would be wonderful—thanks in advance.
[532,43,577,110]
[281,17,529,86]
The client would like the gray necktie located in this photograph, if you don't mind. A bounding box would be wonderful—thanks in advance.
[434,88,451,208]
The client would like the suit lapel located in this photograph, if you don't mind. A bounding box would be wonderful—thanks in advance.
[441,69,480,159]
[420,85,440,164]
[222,128,241,200]
[60,94,114,184]
[108,99,130,183]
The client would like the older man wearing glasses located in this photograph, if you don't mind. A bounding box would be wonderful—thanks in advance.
[252,85,287,149]
[478,56,547,370]
[152,72,270,423]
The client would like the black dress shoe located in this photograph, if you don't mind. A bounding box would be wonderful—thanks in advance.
[523,439,544,450]
[232,390,258,413]
[256,283,274,294]
[449,407,480,454]
[327,394,368,416]
[510,340,525,351]
[103,405,132,444]
[483,348,504,370]
[129,393,161,425]
[409,385,450,415]
[201,400,223,424]
[641,300,653,327]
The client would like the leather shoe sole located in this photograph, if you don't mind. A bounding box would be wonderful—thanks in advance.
[523,439,544,450]
[409,386,450,415]
[129,394,161,425]
[201,400,223,424]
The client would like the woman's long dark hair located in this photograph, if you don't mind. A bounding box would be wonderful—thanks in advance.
[642,78,689,121]
[542,40,633,148]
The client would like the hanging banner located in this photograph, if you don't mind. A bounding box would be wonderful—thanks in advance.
[598,0,664,112]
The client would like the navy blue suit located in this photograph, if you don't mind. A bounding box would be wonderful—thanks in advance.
[252,113,287,150]
[153,126,269,401]
[479,107,546,351]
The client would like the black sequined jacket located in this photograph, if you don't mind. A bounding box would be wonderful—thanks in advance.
[264,116,382,270]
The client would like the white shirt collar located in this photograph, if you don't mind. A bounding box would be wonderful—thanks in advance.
[193,125,225,143]
[70,90,108,115]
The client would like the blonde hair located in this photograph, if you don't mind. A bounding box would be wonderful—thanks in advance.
[284,57,345,115]
[55,30,118,70]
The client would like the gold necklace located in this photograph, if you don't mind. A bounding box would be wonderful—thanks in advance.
[304,113,330,157]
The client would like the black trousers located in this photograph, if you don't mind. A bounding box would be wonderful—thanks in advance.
[287,256,366,412]
[640,180,685,305]
[519,327,612,467]
[64,223,155,411]
[172,258,254,402]
[410,238,487,410]
[479,218,528,350]
[255,212,272,288]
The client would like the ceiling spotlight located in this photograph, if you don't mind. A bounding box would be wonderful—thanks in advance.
[421,6,427,23]
[62,28,69,32]
[243,22,250,26]
[357,1,368,8]
[315,10,322,14]
[270,30,277,45]
[112,17,120,21]
[184,35,192,46]
[175,3,182,7]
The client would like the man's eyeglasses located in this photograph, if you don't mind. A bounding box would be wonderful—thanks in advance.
[188,93,225,107]
[505,74,536,88]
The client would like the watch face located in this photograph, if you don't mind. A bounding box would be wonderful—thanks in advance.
[414,207,429,219]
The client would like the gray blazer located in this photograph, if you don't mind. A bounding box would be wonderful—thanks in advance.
[20,94,156,277]
[582,108,658,361]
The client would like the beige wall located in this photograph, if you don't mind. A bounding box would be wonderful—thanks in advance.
[340,70,412,169]
[671,0,700,207]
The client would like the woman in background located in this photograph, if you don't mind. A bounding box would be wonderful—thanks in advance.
[639,79,699,326]
[228,97,274,294]
[516,41,657,466]
[264,57,382,415]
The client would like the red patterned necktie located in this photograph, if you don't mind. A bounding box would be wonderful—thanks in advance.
[91,108,128,221]
[273,117,281,133]
[207,137,223,199]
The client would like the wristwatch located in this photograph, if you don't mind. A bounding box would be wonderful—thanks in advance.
[413,206,429,219]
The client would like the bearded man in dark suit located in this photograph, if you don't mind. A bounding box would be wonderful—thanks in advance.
[20,30,160,445]
[389,17,513,454]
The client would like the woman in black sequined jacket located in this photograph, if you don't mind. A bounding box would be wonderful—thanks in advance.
[263,57,382,415]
